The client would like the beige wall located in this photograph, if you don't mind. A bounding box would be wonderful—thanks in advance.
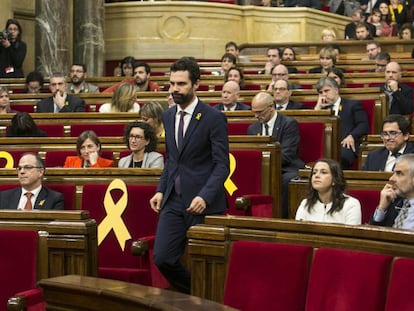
[105,2,350,60]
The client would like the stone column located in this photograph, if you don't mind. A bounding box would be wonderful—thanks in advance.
[35,0,72,77]
[73,0,105,77]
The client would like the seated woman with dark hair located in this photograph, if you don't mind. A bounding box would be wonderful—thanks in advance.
[295,158,361,225]
[224,67,245,89]
[64,130,114,168]
[118,121,164,168]
[327,68,346,88]
[6,112,46,137]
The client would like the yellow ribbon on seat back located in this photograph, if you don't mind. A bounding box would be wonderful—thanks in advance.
[0,151,14,168]
[98,179,131,251]
[224,153,238,196]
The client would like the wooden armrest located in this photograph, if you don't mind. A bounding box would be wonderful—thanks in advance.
[131,239,149,256]
[234,196,251,211]
[8,288,44,311]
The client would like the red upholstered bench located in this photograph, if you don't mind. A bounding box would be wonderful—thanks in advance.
[0,150,38,168]
[37,124,65,137]
[0,229,45,311]
[385,257,414,311]
[81,182,167,288]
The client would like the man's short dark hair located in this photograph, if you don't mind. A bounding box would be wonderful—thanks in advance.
[21,152,45,169]
[376,51,391,62]
[71,63,87,72]
[225,41,238,50]
[383,114,411,135]
[133,62,151,74]
[267,46,281,57]
[170,57,200,85]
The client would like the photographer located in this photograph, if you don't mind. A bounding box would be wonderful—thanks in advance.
[0,19,26,78]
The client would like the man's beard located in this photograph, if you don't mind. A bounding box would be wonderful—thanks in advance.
[135,77,147,87]
[172,90,194,106]
[71,76,83,86]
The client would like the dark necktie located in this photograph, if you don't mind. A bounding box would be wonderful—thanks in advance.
[391,152,402,171]
[177,111,186,149]
[393,200,410,229]
[276,105,283,110]
[24,192,33,210]
[264,123,269,136]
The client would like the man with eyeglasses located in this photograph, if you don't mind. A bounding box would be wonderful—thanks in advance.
[380,62,413,115]
[272,79,305,110]
[0,153,64,210]
[267,64,301,91]
[36,72,86,113]
[364,41,381,60]
[370,153,414,229]
[362,114,414,171]
[314,77,369,169]
[369,52,390,73]
[248,92,304,217]
[67,63,99,94]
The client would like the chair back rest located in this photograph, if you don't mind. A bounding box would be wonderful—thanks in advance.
[346,189,379,224]
[224,240,313,311]
[0,229,38,311]
[298,122,325,165]
[385,257,414,311]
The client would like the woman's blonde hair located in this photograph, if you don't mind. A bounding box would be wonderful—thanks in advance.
[111,83,137,112]
[321,28,337,41]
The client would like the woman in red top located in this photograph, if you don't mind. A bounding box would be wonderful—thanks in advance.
[64,130,114,168]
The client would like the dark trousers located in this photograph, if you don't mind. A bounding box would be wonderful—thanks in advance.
[341,146,357,169]
[153,191,205,294]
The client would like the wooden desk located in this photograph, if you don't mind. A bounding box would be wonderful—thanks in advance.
[39,275,237,311]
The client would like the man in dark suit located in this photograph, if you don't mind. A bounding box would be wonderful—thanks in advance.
[36,72,85,113]
[248,92,304,218]
[0,153,64,210]
[362,114,414,171]
[370,154,414,229]
[314,77,369,169]
[213,81,250,111]
[272,79,306,110]
[150,57,229,294]
[345,9,376,39]
[380,62,413,116]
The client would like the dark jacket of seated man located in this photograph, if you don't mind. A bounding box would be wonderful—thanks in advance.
[0,152,65,210]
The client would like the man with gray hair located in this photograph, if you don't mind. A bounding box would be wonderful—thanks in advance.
[314,77,369,168]
[36,72,86,113]
[213,81,250,111]
[370,154,414,229]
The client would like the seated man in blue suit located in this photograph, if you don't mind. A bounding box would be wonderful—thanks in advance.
[314,77,369,169]
[213,81,250,111]
[0,153,64,210]
[362,114,414,171]
[248,92,305,218]
[36,72,85,113]
[272,79,305,110]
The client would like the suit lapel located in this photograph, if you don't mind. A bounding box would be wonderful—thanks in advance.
[11,188,22,209]
[272,114,281,137]
[165,107,179,153]
[34,188,47,210]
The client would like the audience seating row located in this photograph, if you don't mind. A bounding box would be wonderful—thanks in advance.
[223,240,413,311]
[187,215,414,304]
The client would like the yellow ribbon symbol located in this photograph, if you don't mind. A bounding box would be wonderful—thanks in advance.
[0,151,14,168]
[224,153,238,196]
[98,179,131,251]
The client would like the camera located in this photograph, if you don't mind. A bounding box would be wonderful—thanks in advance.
[0,30,12,41]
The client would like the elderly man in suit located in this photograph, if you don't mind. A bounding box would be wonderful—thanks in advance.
[150,57,229,294]
[380,62,413,116]
[214,81,250,112]
[248,92,304,218]
[362,114,414,171]
[0,153,64,210]
[370,154,414,229]
[36,72,85,113]
[314,77,369,169]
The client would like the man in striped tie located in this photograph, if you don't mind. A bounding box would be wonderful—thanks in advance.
[370,154,414,229]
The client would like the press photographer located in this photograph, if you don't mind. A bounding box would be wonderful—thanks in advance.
[0,19,26,78]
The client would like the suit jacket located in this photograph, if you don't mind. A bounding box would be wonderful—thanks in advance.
[36,95,86,113]
[369,197,403,227]
[380,83,413,115]
[362,141,414,171]
[118,152,164,168]
[213,102,251,111]
[285,100,306,110]
[64,156,114,168]
[247,113,304,172]
[308,66,345,74]
[158,100,229,214]
[338,98,370,140]
[0,186,64,210]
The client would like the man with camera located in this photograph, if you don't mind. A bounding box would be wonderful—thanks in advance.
[0,19,26,78]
